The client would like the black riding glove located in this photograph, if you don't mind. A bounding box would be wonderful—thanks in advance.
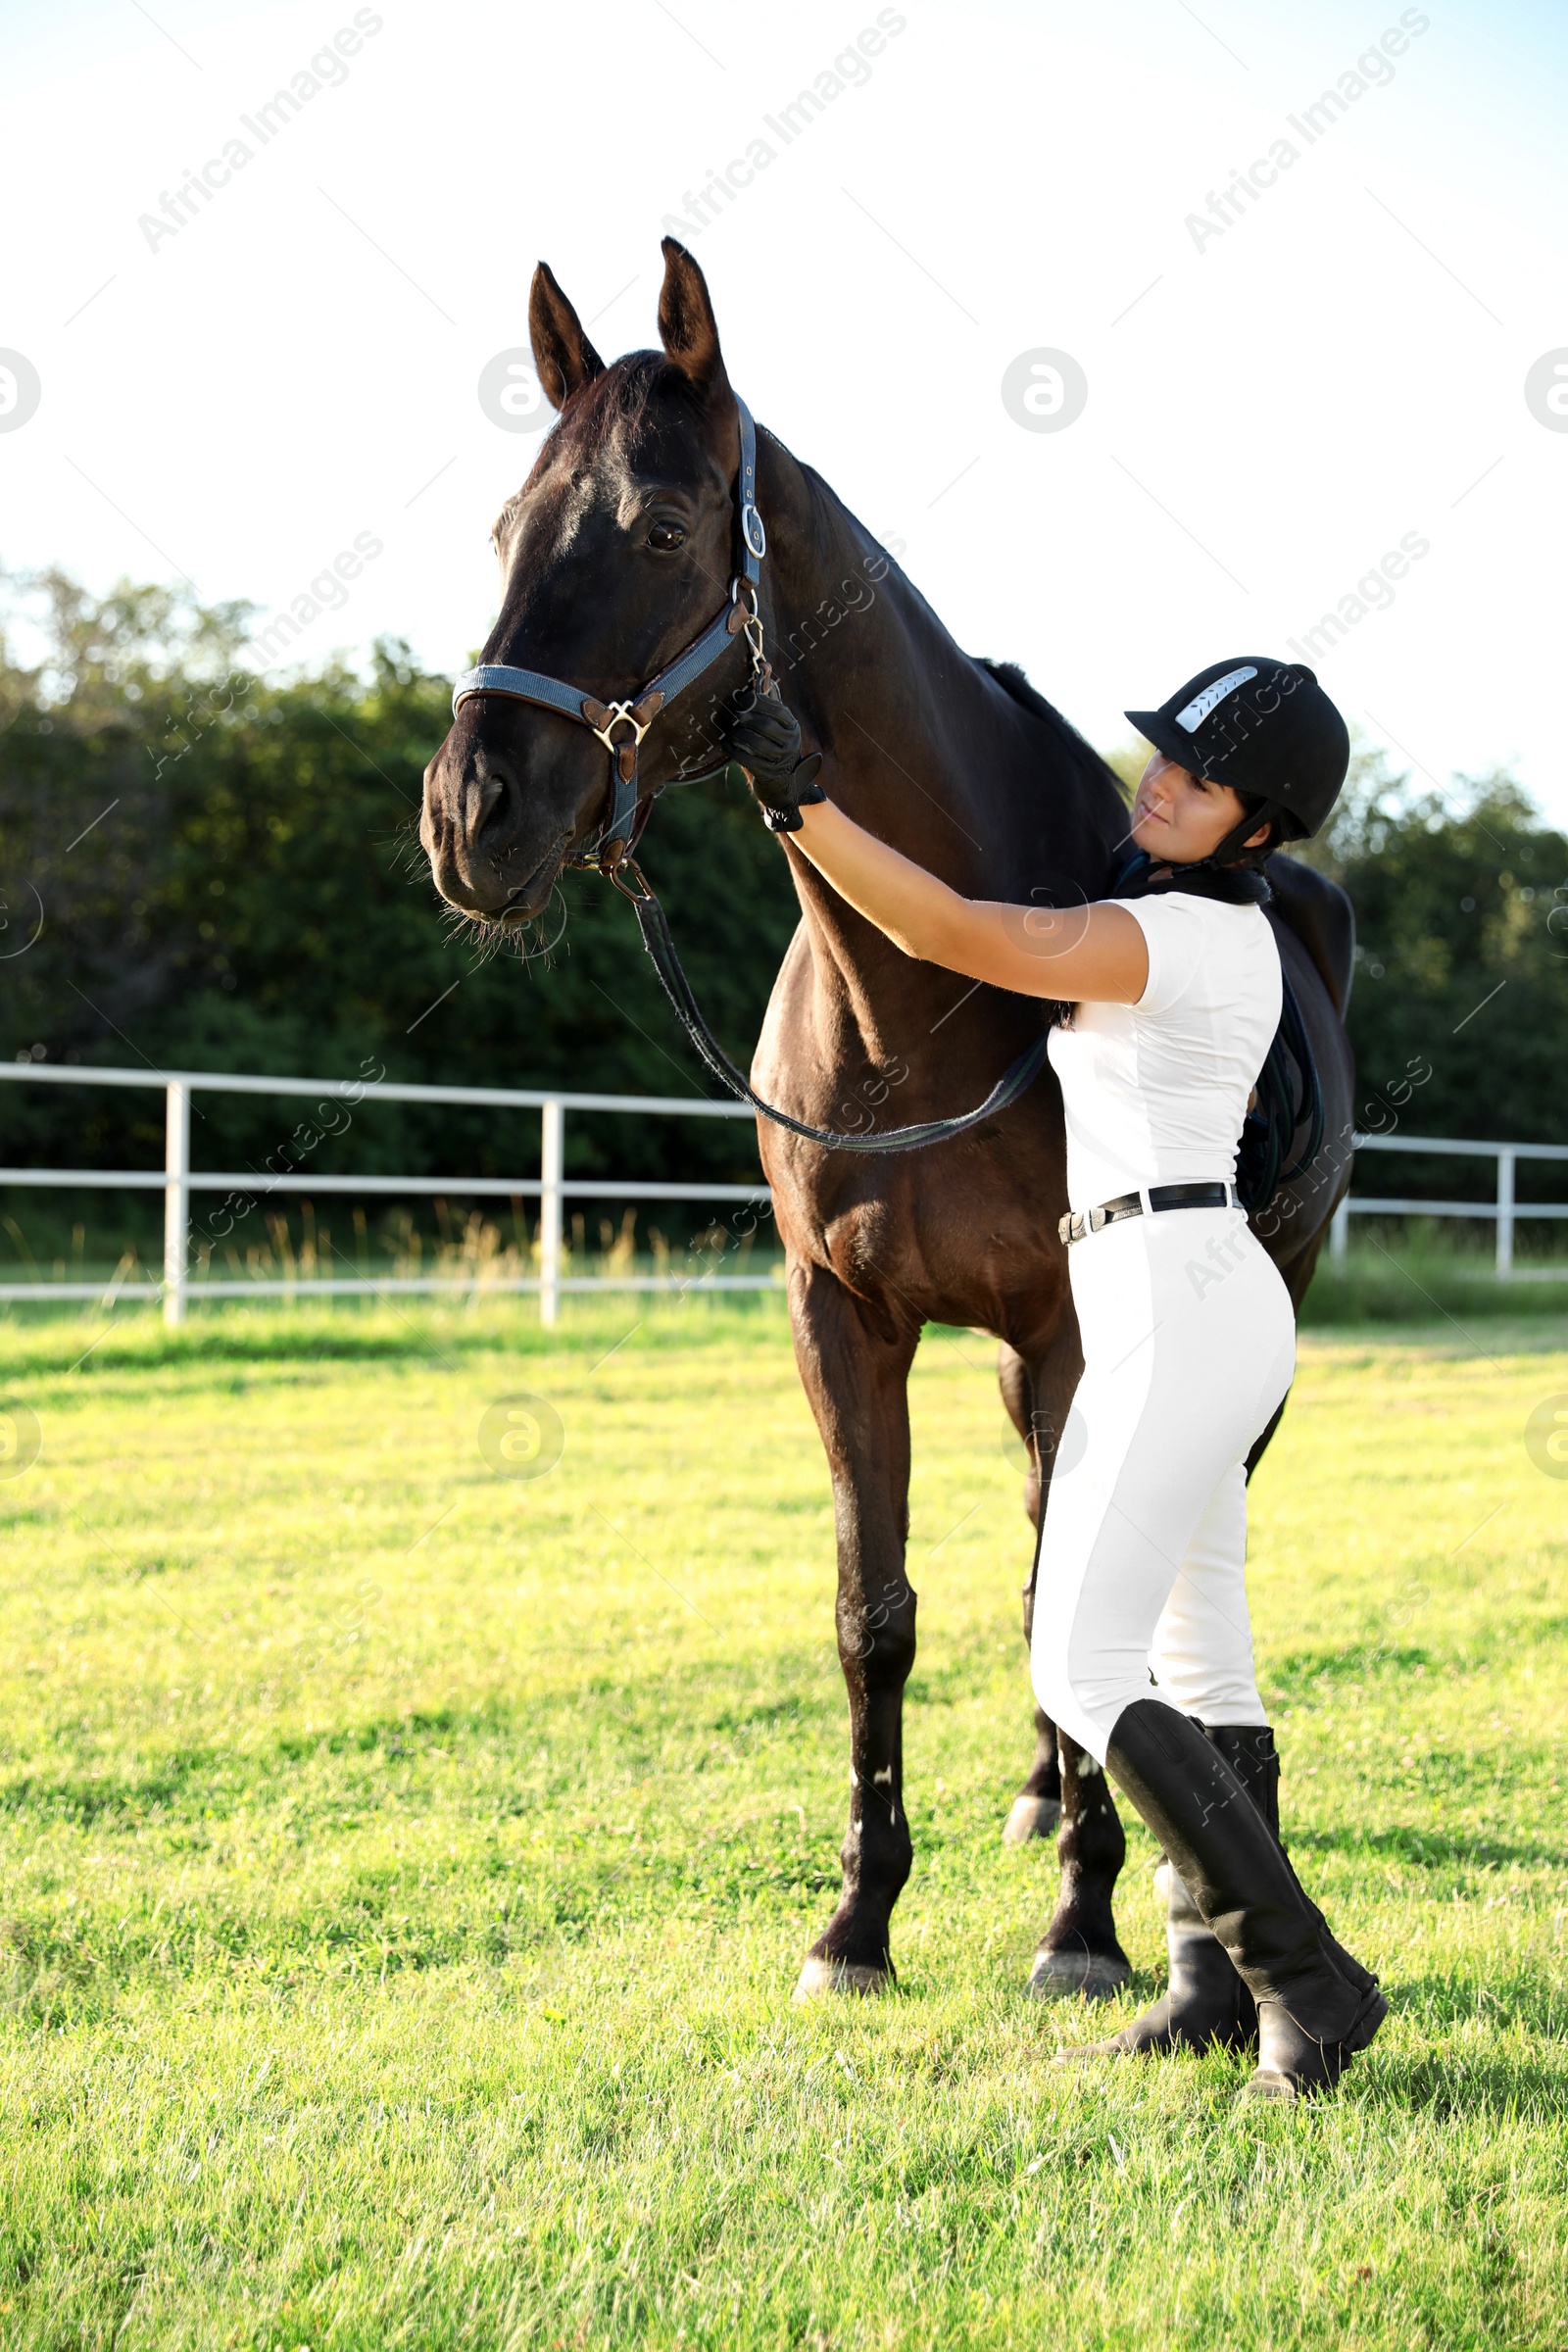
[723,690,825,833]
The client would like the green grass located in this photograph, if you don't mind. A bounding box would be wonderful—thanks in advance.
[1300,1235,1568,1323]
[0,1293,1564,2349]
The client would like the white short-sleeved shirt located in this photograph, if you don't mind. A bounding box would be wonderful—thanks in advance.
[1046,893,1282,1211]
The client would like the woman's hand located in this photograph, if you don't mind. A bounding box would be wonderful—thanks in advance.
[723,690,825,832]
[723,690,1148,1005]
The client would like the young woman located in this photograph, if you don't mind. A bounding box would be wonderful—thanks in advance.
[724,655,1385,2101]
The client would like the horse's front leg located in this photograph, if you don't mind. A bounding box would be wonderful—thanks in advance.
[788,1256,920,1998]
[998,1347,1062,1844]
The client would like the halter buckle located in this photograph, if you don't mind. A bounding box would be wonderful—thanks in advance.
[607,854,654,905]
[582,697,654,755]
[728,579,768,683]
[741,503,766,562]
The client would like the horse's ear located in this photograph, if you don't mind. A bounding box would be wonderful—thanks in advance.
[657,236,730,405]
[529,262,605,412]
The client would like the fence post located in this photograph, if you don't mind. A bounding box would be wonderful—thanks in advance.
[1496,1147,1515,1278]
[163,1079,190,1326]
[1330,1197,1349,1262]
[539,1099,564,1325]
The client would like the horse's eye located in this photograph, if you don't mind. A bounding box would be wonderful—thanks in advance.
[646,520,686,553]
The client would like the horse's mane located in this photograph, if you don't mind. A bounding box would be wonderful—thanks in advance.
[978,659,1127,804]
[780,447,1126,817]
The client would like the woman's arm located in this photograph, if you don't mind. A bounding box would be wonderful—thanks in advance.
[788,797,1149,1005]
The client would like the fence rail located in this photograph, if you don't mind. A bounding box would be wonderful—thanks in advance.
[1327,1135,1568,1275]
[0,1061,766,1325]
[2,1065,1565,1317]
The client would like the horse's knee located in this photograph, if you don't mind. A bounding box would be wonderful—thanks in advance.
[838,1595,917,1688]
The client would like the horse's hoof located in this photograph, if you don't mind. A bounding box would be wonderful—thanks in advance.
[792,1955,890,2003]
[1002,1794,1062,1845]
[1026,1948,1133,2003]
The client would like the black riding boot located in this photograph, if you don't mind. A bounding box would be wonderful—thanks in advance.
[1101,1701,1385,2097]
[1059,1721,1276,2062]
[1207,1723,1382,2010]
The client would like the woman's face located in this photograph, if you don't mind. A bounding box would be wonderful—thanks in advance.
[1130,751,1273,864]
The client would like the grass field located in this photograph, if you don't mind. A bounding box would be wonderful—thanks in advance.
[0,1293,1564,2349]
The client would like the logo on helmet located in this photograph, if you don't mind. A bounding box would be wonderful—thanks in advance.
[1175,666,1257,732]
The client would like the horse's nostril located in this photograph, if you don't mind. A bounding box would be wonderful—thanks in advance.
[467,757,517,835]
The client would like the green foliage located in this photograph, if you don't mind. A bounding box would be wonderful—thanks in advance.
[0,573,799,1193]
[1101,737,1146,800]
[1290,738,1568,1172]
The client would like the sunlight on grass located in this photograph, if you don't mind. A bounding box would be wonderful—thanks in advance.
[0,1295,1563,2347]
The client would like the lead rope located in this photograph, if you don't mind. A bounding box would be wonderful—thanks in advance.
[615,861,1054,1153]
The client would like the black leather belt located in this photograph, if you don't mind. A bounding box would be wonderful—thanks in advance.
[1057,1180,1239,1247]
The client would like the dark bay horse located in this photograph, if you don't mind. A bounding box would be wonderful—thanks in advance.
[420,239,1355,2002]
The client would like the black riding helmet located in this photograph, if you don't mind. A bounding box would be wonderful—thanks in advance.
[1126,657,1350,867]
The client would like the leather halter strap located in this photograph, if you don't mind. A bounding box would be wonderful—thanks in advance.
[451,396,767,877]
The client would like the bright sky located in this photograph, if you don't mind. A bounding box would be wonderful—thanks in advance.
[2,0,1565,817]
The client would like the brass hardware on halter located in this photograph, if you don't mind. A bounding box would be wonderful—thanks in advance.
[580,692,663,754]
[725,581,771,691]
[608,854,654,906]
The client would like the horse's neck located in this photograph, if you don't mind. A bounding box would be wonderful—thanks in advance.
[759,442,1015,884]
[755,435,1117,948]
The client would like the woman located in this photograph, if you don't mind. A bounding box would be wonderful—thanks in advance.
[724,655,1384,2101]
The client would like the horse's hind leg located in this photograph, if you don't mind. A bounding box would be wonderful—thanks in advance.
[1027,1728,1131,2001]
[1003,1702,1063,1845]
[788,1257,921,1999]
[1005,1340,1132,2002]
[998,1346,1061,1844]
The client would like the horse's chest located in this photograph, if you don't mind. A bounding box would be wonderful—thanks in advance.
[783,1135,1063,1310]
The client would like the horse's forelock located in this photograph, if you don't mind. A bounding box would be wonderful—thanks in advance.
[552,353,711,465]
[496,353,712,544]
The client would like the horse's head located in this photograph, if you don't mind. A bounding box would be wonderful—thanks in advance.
[420,239,752,927]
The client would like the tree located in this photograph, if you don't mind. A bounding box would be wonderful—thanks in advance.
[1289,737,1568,1216]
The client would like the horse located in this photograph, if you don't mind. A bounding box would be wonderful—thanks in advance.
[419,237,1355,2004]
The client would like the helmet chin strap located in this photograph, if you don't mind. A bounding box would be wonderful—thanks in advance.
[1174,795,1279,874]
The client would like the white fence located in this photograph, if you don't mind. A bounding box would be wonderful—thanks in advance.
[0,1061,768,1325]
[1328,1135,1568,1275]
[1,1064,1564,1319]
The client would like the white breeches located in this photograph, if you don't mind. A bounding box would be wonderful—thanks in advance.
[1029,1201,1297,1764]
